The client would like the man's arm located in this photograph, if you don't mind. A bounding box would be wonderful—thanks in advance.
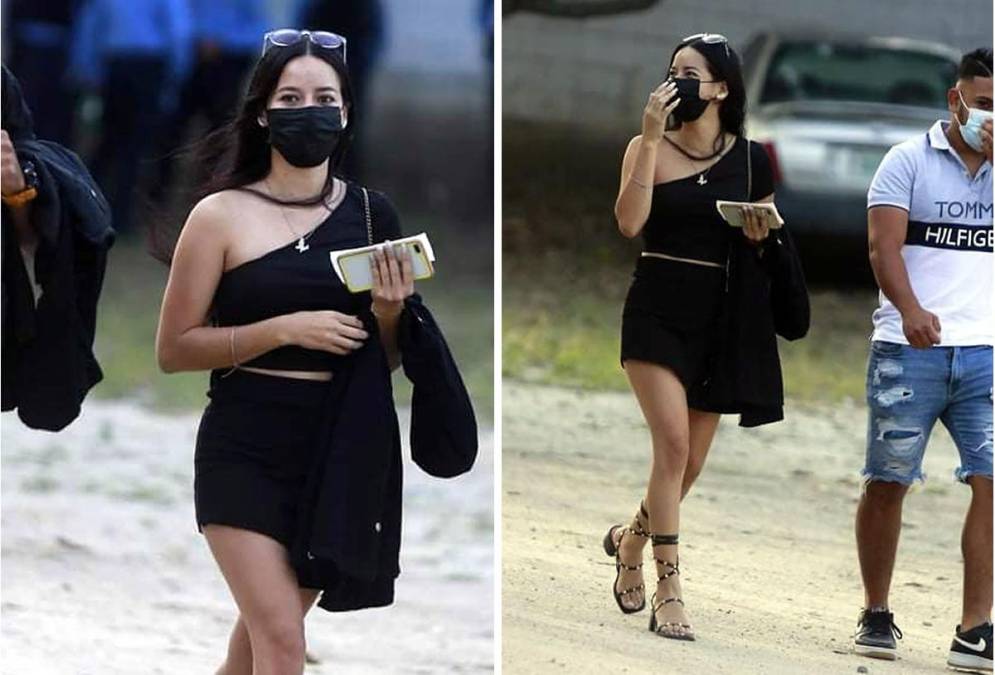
[868,205,941,348]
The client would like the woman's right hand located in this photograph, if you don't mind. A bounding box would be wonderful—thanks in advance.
[280,310,370,354]
[642,80,680,142]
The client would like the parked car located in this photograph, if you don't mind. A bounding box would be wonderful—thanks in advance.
[741,32,960,239]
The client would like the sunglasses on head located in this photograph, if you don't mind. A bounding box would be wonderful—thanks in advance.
[261,29,347,62]
[681,32,730,58]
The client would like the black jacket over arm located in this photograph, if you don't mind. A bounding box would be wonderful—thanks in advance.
[1,65,114,431]
[689,225,810,428]
[290,294,477,612]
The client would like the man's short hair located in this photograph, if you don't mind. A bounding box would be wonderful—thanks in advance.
[958,48,993,80]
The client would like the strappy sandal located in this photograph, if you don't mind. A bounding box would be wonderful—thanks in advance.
[648,533,695,641]
[602,502,650,614]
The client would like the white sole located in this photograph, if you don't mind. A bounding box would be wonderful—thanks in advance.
[947,650,993,673]
[854,643,897,660]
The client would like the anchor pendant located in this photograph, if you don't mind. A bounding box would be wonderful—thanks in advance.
[295,238,309,253]
[697,174,708,186]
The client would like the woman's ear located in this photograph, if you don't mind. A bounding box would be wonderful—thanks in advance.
[258,110,268,127]
[340,106,349,129]
[715,83,729,101]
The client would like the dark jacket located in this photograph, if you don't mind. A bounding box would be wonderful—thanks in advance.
[1,65,114,431]
[690,225,809,428]
[290,294,478,612]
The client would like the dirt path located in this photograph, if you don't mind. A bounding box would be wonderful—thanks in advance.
[2,402,493,674]
[502,381,975,674]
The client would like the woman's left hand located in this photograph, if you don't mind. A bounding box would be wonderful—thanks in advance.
[370,242,415,317]
[740,204,771,243]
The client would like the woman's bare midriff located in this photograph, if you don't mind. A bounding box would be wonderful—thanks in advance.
[238,366,333,381]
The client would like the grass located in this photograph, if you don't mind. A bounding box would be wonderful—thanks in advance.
[91,232,493,421]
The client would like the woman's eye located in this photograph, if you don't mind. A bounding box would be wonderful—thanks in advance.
[318,96,336,105]
[279,94,298,103]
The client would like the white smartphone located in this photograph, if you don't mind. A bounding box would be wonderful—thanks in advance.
[715,200,784,229]
[331,235,435,293]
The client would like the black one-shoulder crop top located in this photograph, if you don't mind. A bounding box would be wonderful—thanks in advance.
[641,138,774,265]
[211,183,401,372]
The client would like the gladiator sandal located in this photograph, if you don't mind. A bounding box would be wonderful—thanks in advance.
[602,502,650,614]
[648,533,695,641]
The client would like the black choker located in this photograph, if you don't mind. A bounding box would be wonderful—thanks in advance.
[664,134,727,162]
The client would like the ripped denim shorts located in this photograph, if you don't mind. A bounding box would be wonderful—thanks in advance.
[864,341,993,485]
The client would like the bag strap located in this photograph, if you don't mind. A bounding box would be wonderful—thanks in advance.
[361,186,373,245]
[746,139,752,202]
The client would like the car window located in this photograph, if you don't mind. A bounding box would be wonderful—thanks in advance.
[760,41,957,107]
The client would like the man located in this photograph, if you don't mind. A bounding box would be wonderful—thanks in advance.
[1,65,114,431]
[853,48,993,672]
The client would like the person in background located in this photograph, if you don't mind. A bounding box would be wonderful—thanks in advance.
[1,64,114,431]
[151,0,269,205]
[295,0,383,180]
[4,0,81,146]
[69,0,192,235]
[853,47,992,673]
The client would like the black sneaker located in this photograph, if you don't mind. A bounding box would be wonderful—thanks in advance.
[948,621,993,673]
[854,608,903,660]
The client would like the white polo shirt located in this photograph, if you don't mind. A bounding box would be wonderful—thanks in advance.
[867,120,993,346]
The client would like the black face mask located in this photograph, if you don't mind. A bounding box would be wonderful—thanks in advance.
[266,105,345,168]
[669,78,711,123]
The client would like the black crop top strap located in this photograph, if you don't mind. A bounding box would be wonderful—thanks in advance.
[211,182,402,372]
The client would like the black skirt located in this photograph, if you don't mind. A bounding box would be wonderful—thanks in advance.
[194,369,330,561]
[620,255,726,408]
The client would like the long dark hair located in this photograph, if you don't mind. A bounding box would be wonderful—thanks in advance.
[667,37,747,139]
[150,40,355,262]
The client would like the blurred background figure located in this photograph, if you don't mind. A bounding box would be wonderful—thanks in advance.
[69,0,192,235]
[294,0,384,180]
[4,0,81,147]
[150,0,268,205]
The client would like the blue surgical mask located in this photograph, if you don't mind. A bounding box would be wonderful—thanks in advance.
[957,90,993,153]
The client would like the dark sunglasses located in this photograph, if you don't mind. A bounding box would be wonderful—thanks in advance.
[261,29,347,62]
[681,32,730,58]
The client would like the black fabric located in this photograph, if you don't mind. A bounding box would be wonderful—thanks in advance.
[399,301,478,478]
[288,293,475,612]
[620,256,725,392]
[211,184,400,371]
[687,226,808,427]
[1,65,114,431]
[766,224,810,341]
[641,137,775,265]
[194,370,330,549]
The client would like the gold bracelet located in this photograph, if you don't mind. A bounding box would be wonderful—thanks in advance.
[229,326,240,367]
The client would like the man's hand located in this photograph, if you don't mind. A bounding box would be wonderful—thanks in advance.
[1,130,26,196]
[981,118,993,164]
[901,305,942,348]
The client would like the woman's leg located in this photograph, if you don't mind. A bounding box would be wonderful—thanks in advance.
[624,360,694,638]
[611,408,720,609]
[203,524,316,675]
[217,587,322,675]
[682,409,721,499]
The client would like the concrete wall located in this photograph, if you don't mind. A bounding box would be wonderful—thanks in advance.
[503,0,993,133]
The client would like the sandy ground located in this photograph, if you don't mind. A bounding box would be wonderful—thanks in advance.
[503,381,980,675]
[1,401,493,674]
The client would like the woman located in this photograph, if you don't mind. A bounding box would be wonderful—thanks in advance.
[155,30,415,673]
[603,33,787,641]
